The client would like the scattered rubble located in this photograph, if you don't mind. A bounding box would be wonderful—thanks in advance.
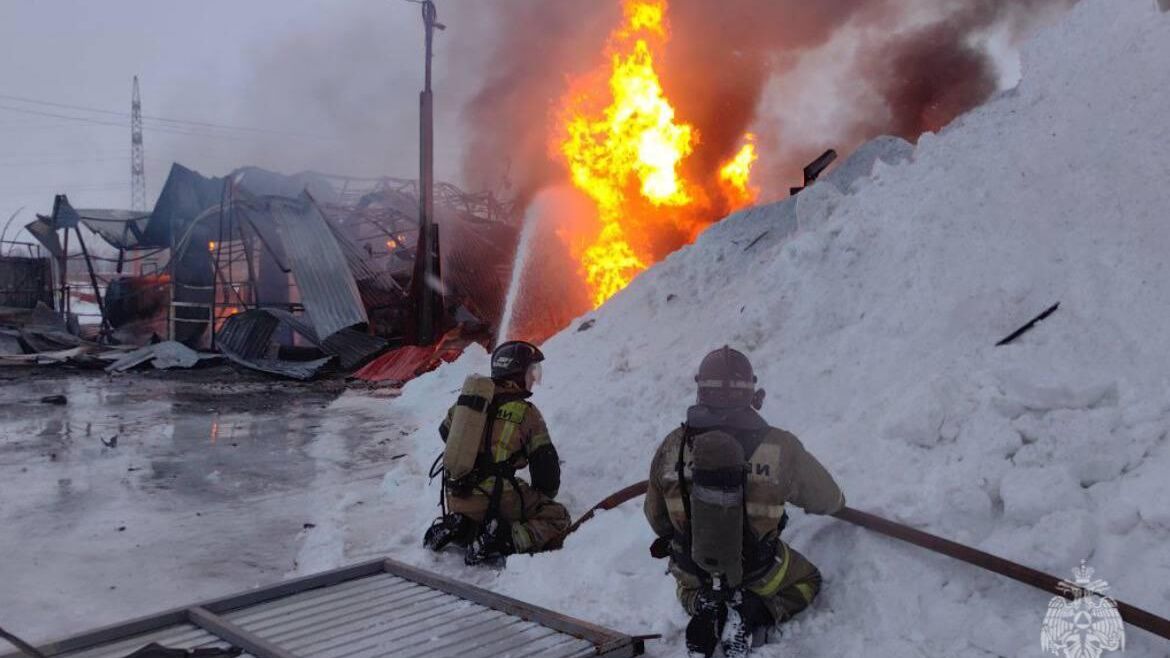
[105,341,219,373]
[2,164,513,385]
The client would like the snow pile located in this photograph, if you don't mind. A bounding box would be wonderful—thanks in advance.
[335,0,1170,654]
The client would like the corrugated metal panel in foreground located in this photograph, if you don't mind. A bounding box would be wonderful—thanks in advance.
[57,624,244,658]
[3,559,641,658]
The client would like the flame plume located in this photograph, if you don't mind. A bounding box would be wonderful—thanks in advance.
[556,0,758,306]
[719,133,760,209]
[557,0,693,306]
[556,0,757,307]
[452,0,1077,317]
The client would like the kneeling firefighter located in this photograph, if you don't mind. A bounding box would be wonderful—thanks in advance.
[644,346,846,657]
[424,340,571,565]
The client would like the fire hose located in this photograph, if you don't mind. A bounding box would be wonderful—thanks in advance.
[558,480,1170,642]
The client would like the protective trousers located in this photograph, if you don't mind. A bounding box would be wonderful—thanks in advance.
[447,479,570,552]
[673,540,822,625]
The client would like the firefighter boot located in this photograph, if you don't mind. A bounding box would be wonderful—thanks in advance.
[685,589,725,657]
[720,606,752,658]
[423,513,475,552]
[465,518,514,566]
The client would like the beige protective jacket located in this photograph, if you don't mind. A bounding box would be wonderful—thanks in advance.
[439,380,560,498]
[645,414,845,544]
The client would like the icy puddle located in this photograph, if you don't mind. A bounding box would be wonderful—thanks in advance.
[0,369,407,645]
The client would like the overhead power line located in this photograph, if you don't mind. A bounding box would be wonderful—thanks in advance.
[0,156,134,167]
[0,92,341,141]
[0,103,125,128]
[0,92,126,118]
[0,103,222,138]
[0,103,323,143]
[0,182,128,192]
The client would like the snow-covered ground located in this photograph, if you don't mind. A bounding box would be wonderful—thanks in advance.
[367,1,1170,655]
[4,0,1170,656]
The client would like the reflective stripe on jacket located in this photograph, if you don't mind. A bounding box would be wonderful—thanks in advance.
[440,380,559,498]
[644,424,845,545]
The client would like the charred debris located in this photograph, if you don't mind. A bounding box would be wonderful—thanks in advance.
[0,163,515,383]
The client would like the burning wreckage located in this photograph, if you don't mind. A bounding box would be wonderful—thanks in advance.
[0,163,518,382]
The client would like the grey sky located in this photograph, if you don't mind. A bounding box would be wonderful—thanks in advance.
[0,0,476,239]
[0,0,1061,249]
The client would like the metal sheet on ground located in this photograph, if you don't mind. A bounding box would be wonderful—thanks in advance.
[2,559,640,658]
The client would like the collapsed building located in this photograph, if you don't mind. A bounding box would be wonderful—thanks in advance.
[1,163,519,380]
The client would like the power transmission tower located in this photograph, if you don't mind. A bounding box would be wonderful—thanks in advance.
[130,76,146,211]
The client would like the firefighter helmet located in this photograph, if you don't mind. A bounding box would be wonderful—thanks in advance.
[491,340,545,381]
[695,345,758,409]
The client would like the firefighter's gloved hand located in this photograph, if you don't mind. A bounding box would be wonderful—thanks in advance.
[649,536,671,559]
[733,590,775,630]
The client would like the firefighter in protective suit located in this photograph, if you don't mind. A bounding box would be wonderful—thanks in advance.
[424,340,570,565]
[644,346,845,657]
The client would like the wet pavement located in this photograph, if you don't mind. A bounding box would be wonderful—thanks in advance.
[0,367,408,645]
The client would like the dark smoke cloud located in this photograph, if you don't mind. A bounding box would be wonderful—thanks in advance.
[852,18,1001,145]
[847,0,1078,145]
[452,2,621,201]
[455,0,1077,209]
[661,1,873,186]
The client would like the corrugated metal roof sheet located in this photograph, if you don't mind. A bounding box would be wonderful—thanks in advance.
[317,329,387,371]
[75,211,153,251]
[4,559,641,658]
[147,164,227,248]
[216,309,282,360]
[265,194,367,340]
[37,195,152,251]
[217,308,386,377]
[215,308,332,380]
[24,216,63,259]
[105,341,217,372]
[350,344,435,384]
[220,351,332,382]
[351,329,469,384]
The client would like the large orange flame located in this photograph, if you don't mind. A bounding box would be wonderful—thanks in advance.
[556,0,757,307]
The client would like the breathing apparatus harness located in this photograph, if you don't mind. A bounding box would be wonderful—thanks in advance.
[428,390,530,526]
[671,423,785,590]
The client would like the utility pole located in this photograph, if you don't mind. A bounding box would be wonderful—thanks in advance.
[413,0,444,344]
[130,76,146,212]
